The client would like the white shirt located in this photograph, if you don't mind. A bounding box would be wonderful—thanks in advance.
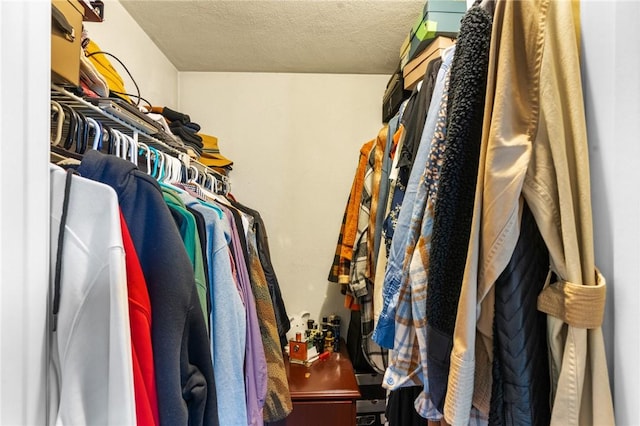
[49,165,136,426]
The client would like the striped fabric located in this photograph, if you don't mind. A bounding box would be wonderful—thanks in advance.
[244,222,292,422]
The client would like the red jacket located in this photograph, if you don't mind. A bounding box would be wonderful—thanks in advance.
[120,211,159,426]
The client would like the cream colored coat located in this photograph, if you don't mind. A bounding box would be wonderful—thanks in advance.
[444,0,615,425]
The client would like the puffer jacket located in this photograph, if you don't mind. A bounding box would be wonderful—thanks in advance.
[489,202,551,426]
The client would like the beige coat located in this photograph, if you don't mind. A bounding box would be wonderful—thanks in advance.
[444,1,615,425]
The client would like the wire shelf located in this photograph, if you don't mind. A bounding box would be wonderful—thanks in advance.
[50,85,230,193]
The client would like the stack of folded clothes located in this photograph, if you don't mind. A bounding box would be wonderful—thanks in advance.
[152,106,204,157]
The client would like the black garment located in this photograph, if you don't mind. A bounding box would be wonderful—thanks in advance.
[162,106,191,124]
[426,6,493,411]
[77,150,219,426]
[386,386,426,426]
[185,121,201,132]
[230,201,291,347]
[489,317,505,425]
[170,123,204,156]
[396,58,440,173]
[489,202,551,426]
[346,309,375,373]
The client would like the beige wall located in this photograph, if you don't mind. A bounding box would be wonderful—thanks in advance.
[179,72,388,332]
[84,0,179,108]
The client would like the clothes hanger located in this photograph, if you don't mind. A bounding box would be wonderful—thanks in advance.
[157,150,166,181]
[180,168,224,218]
[112,129,122,158]
[148,147,161,179]
[170,155,182,183]
[108,128,119,156]
[74,111,89,154]
[61,104,78,151]
[51,101,64,146]
[187,164,199,184]
[121,134,137,166]
[100,124,111,153]
[119,132,130,161]
[84,117,102,151]
[137,142,152,174]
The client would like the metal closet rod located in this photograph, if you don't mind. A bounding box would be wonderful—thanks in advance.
[50,84,230,189]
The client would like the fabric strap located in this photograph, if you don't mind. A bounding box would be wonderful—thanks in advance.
[537,269,607,329]
[52,169,74,332]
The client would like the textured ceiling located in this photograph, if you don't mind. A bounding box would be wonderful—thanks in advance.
[120,0,425,74]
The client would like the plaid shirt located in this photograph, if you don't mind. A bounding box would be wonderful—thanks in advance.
[385,48,488,425]
[349,148,373,298]
[373,47,457,350]
[347,128,389,373]
[367,126,388,279]
[328,141,374,285]
[385,66,449,420]
[383,63,452,420]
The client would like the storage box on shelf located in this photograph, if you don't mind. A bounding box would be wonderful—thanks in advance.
[51,0,84,85]
[400,0,466,69]
[51,0,105,86]
[403,36,455,91]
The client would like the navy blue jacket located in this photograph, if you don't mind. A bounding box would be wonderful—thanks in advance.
[489,202,551,425]
[78,150,219,426]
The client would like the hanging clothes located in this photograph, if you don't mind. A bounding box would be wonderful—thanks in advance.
[382,43,455,422]
[372,62,443,349]
[489,201,551,426]
[424,5,493,415]
[162,188,209,327]
[238,209,293,422]
[346,126,389,373]
[120,211,160,426]
[444,0,614,425]
[77,150,219,426]
[49,165,136,425]
[215,202,268,426]
[328,140,374,287]
[165,187,251,426]
[372,110,403,328]
[230,201,291,347]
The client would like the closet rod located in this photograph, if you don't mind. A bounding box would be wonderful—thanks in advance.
[50,84,230,190]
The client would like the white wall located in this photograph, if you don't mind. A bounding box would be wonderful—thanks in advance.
[179,72,388,332]
[582,2,640,425]
[84,0,178,107]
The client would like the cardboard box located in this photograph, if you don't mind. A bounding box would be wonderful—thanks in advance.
[403,36,455,90]
[51,0,84,86]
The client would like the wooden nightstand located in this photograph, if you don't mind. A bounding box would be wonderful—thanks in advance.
[273,340,361,426]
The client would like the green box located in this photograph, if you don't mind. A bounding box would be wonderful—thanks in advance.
[423,0,468,14]
[412,11,464,41]
[400,0,466,65]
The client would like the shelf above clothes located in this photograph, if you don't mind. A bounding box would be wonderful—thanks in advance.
[50,85,230,194]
